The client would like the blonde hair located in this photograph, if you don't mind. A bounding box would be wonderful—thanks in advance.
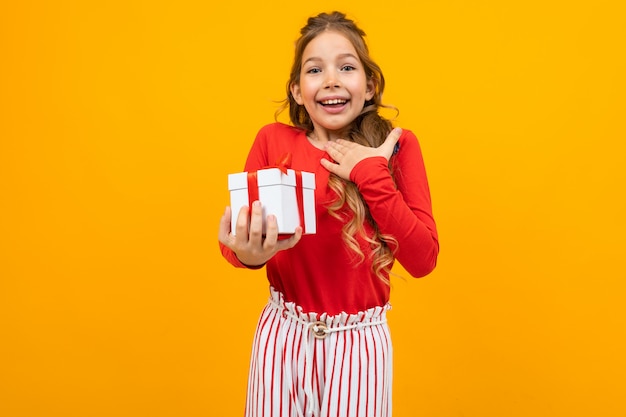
[277,11,398,284]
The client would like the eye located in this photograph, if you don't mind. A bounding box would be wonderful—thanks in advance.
[306,67,321,74]
[341,65,356,71]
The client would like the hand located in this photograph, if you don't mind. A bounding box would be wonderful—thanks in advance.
[218,201,302,267]
[320,127,402,180]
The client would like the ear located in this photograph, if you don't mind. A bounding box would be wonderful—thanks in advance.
[290,83,304,105]
[365,78,376,101]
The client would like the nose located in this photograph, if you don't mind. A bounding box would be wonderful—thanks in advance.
[324,72,340,88]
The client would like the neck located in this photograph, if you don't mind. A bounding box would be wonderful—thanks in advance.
[309,127,351,143]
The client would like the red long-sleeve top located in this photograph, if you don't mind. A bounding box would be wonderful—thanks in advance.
[220,123,438,315]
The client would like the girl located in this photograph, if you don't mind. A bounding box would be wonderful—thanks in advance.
[218,11,439,417]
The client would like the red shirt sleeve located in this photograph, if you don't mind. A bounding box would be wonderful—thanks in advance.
[349,129,439,277]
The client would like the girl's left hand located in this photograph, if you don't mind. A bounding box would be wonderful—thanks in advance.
[320,127,402,180]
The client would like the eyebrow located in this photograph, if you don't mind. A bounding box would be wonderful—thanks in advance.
[303,53,359,65]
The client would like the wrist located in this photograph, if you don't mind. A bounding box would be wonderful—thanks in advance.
[235,254,266,269]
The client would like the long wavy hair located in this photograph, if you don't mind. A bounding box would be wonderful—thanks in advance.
[276,11,398,284]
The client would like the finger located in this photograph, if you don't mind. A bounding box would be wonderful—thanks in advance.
[276,226,303,250]
[248,200,264,243]
[263,214,279,251]
[234,205,251,243]
[327,140,356,155]
[326,143,348,163]
[320,157,339,174]
[380,127,403,159]
[320,157,351,180]
[333,139,356,149]
[384,127,402,147]
[218,206,232,244]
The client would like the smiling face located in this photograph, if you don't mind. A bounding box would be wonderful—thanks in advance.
[290,30,375,140]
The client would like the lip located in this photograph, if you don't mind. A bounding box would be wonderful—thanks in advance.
[320,103,348,114]
[317,96,350,114]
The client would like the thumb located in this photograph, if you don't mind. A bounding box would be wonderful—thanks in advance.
[218,206,233,245]
[379,127,402,160]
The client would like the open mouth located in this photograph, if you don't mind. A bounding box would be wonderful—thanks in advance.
[319,98,348,107]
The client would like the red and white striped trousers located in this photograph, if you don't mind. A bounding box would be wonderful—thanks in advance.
[245,287,393,417]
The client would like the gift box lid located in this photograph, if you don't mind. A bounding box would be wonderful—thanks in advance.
[228,168,315,191]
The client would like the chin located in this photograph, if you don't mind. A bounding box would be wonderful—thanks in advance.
[316,119,356,132]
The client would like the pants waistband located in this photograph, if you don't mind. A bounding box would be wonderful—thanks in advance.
[267,287,390,340]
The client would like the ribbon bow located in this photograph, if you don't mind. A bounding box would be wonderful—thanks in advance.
[271,152,292,174]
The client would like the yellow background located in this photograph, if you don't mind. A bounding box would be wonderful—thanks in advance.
[1,1,625,416]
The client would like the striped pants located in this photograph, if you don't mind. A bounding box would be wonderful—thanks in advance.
[245,288,393,417]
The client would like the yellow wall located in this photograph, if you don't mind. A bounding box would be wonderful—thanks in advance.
[1,1,624,416]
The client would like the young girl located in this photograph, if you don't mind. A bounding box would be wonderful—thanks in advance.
[218,11,438,417]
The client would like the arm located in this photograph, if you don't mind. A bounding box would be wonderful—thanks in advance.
[218,125,302,268]
[322,129,439,277]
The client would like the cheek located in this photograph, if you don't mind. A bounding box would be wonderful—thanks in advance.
[349,78,370,97]
[300,88,320,108]
[301,82,318,98]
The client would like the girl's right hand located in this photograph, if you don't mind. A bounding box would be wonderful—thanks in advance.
[218,201,303,267]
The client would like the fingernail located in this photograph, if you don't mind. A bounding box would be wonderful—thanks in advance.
[253,200,260,208]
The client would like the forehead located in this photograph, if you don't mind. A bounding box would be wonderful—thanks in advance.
[302,30,358,60]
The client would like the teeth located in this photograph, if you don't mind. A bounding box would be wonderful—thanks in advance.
[321,99,347,105]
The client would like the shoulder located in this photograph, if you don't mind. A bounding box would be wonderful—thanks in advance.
[256,122,304,139]
[247,123,308,169]
[398,128,419,145]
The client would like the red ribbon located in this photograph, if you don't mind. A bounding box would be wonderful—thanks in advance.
[272,153,292,174]
[246,171,259,208]
[295,170,306,233]
[245,153,306,234]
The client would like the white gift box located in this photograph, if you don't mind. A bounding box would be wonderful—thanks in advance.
[228,168,316,236]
